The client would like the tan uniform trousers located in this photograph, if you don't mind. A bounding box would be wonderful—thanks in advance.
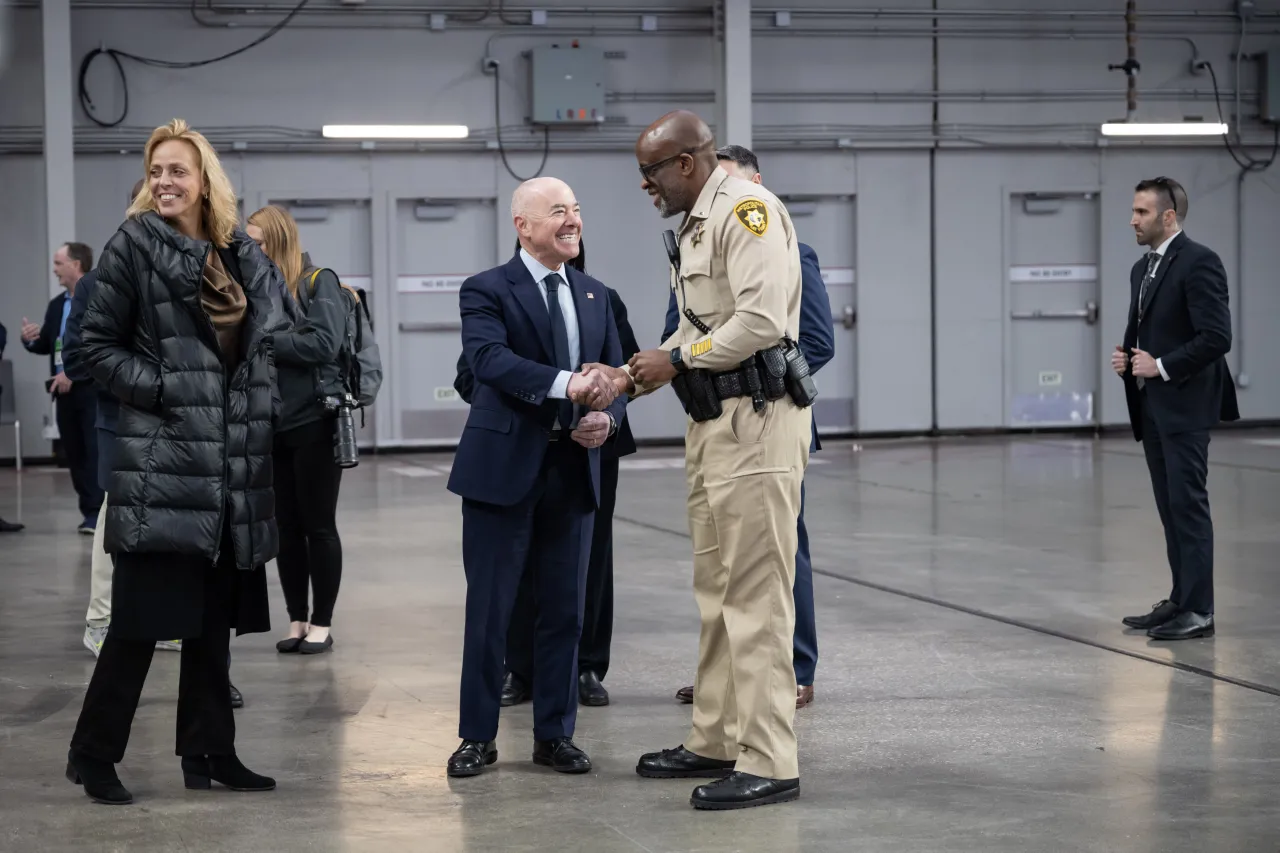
[683,394,810,781]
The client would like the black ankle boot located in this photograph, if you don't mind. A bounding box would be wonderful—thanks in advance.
[66,748,133,805]
[181,754,276,792]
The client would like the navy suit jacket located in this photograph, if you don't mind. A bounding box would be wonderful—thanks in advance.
[447,253,627,509]
[664,241,835,450]
[23,291,73,379]
[62,269,119,433]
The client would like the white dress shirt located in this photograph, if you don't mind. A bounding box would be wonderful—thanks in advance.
[1140,229,1180,383]
[519,247,581,401]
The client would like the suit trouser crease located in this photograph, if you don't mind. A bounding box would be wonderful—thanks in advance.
[792,482,818,685]
[459,443,593,743]
[1141,403,1214,614]
[683,399,805,781]
[70,542,237,763]
[57,388,102,518]
[507,455,617,683]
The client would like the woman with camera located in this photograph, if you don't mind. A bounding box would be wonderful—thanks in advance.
[245,205,348,657]
[67,119,281,805]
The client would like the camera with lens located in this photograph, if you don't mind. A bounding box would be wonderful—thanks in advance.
[322,393,360,469]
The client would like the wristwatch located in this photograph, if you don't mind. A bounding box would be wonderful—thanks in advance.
[670,346,689,374]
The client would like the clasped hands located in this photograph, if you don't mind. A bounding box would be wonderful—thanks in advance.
[1111,345,1160,379]
[573,349,674,406]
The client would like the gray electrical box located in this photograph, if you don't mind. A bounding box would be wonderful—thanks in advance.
[1261,49,1279,124]
[528,44,606,126]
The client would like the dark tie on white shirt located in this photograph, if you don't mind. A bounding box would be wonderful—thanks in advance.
[543,273,576,429]
[1136,252,1160,389]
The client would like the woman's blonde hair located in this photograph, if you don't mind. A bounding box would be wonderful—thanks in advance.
[247,205,305,296]
[128,119,239,247]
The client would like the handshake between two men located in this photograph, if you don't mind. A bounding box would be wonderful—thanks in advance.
[564,349,675,448]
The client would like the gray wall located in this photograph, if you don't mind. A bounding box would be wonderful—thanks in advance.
[2,0,1280,458]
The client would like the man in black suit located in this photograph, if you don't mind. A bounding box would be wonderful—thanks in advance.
[20,242,103,533]
[445,177,626,778]
[1115,177,1238,641]
[453,237,639,708]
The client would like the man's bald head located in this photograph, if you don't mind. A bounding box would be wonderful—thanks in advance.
[511,176,582,270]
[636,110,718,219]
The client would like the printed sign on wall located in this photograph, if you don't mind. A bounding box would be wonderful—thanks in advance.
[397,275,469,294]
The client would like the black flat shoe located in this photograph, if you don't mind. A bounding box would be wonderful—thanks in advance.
[66,748,132,805]
[0,517,23,533]
[447,740,497,778]
[1122,599,1179,630]
[276,636,303,653]
[636,745,735,779]
[1148,611,1214,640]
[500,672,531,707]
[533,737,591,774]
[691,772,799,810]
[229,683,244,709]
[675,685,694,704]
[182,755,275,791]
[299,635,333,655]
[578,671,609,706]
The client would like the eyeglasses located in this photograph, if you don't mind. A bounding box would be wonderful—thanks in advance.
[638,143,708,180]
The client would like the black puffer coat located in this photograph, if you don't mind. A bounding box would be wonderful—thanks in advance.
[79,212,284,571]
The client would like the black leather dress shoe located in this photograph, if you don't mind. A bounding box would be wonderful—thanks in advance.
[533,737,591,774]
[675,685,694,704]
[1148,611,1214,640]
[691,772,800,810]
[229,683,244,709]
[0,517,23,533]
[447,740,497,778]
[501,672,531,707]
[636,745,736,779]
[1122,599,1179,630]
[66,748,132,805]
[578,671,609,706]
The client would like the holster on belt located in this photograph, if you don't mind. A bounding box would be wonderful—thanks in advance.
[672,370,723,423]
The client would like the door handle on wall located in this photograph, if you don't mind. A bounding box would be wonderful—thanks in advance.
[841,305,856,329]
[399,321,463,333]
[1010,299,1099,325]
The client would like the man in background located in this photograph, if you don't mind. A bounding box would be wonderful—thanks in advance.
[1115,177,1237,641]
[21,242,101,533]
[663,144,835,709]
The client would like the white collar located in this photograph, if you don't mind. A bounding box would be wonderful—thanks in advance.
[1153,229,1181,257]
[519,247,565,285]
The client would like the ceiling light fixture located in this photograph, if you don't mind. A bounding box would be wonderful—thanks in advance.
[1099,121,1228,137]
[322,124,470,140]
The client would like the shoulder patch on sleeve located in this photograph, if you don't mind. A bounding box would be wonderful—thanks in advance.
[733,198,769,236]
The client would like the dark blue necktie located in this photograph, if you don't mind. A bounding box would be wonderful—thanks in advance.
[1137,252,1159,322]
[543,273,576,428]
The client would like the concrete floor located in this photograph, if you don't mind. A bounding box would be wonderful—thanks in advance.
[2,431,1279,852]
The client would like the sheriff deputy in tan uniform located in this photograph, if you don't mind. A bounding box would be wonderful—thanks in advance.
[584,110,812,811]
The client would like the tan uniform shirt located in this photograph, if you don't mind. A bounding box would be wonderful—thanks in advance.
[630,166,802,395]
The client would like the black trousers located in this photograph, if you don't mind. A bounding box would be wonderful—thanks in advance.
[1141,401,1214,615]
[70,531,237,763]
[507,454,617,683]
[56,385,102,518]
[274,419,344,627]
[458,440,594,743]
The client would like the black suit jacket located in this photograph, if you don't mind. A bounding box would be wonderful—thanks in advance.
[23,291,73,379]
[1121,231,1239,441]
[453,284,639,459]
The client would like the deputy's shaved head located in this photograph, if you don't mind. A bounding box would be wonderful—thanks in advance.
[636,110,718,219]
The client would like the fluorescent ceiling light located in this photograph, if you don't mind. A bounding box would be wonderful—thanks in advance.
[1100,122,1228,137]
[322,124,469,140]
